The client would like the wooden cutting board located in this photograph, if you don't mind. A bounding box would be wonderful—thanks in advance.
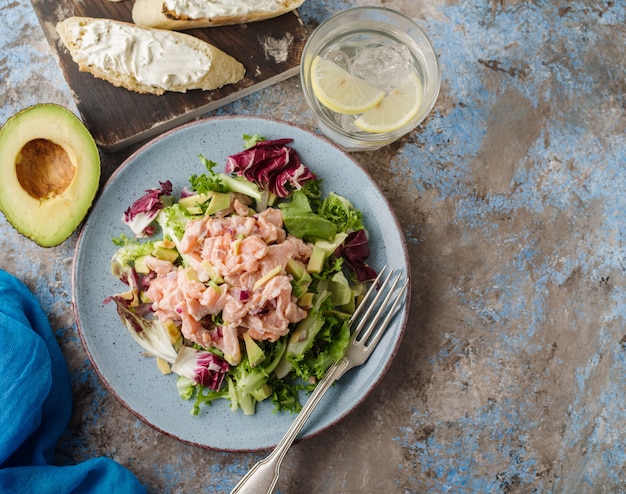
[30,0,309,152]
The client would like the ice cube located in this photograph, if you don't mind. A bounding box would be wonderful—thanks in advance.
[325,50,352,71]
[328,108,360,134]
[351,43,413,93]
[338,113,360,133]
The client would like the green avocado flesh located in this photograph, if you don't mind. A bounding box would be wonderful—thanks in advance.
[0,104,100,247]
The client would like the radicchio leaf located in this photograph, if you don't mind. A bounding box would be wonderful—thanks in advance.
[172,346,230,391]
[123,181,173,237]
[225,139,316,197]
[338,229,378,282]
[105,294,178,363]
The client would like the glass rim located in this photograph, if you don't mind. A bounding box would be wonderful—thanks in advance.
[300,6,441,145]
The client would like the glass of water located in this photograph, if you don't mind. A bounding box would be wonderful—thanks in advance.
[300,7,441,152]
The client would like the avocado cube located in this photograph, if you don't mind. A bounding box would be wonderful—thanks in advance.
[243,332,266,367]
[307,245,327,274]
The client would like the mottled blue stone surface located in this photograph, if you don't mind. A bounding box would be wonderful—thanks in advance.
[1,0,625,492]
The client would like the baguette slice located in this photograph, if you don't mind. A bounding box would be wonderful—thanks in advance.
[132,0,305,31]
[56,16,246,96]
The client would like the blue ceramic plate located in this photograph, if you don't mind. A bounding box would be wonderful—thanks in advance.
[73,116,410,451]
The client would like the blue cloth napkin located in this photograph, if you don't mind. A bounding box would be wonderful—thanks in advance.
[0,270,146,493]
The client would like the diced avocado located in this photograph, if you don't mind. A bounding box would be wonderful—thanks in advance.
[153,245,179,263]
[134,255,150,274]
[139,290,151,304]
[200,261,224,283]
[206,192,232,215]
[156,239,176,249]
[0,104,100,247]
[315,232,348,255]
[307,232,349,274]
[224,344,242,366]
[178,191,232,215]
[163,320,183,348]
[185,206,203,215]
[286,258,307,280]
[287,258,312,296]
[298,292,314,309]
[206,280,223,293]
[177,192,211,209]
[227,238,240,258]
[156,358,171,375]
[183,268,199,281]
[243,332,266,367]
[307,245,327,274]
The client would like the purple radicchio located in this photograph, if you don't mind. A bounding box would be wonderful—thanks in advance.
[122,181,173,237]
[171,346,230,391]
[338,229,378,282]
[225,139,316,197]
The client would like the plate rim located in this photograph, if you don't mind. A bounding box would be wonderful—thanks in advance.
[72,115,411,451]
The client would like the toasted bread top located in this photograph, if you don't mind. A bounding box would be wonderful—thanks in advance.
[132,0,305,30]
[56,16,246,95]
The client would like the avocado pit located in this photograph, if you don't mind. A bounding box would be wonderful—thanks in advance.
[17,138,76,200]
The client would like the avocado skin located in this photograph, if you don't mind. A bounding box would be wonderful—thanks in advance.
[0,104,100,247]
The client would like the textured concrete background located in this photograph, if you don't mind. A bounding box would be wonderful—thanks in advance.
[1,0,626,492]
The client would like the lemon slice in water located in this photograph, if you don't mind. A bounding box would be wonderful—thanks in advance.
[311,56,385,115]
[354,71,423,133]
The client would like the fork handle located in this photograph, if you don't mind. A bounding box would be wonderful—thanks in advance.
[230,357,350,494]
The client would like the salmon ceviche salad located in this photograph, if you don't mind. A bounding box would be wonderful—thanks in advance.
[106,135,378,415]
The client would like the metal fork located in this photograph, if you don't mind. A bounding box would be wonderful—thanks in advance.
[230,266,408,494]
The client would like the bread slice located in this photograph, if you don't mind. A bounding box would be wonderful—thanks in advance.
[56,16,246,95]
[132,0,305,31]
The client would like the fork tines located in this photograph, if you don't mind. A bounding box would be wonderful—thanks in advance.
[350,266,408,347]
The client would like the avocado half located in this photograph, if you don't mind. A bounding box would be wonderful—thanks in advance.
[0,104,100,247]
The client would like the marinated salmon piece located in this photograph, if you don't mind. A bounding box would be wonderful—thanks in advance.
[142,207,313,364]
[233,199,250,217]
[180,311,212,347]
[179,218,207,253]
[255,207,286,244]
[146,273,182,318]
[245,276,307,342]
[182,282,227,321]
[199,283,228,311]
[215,324,242,365]
[221,294,247,323]
[260,237,312,275]
[144,255,176,276]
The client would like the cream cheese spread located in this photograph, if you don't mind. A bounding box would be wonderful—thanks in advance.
[164,0,284,18]
[70,19,212,90]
